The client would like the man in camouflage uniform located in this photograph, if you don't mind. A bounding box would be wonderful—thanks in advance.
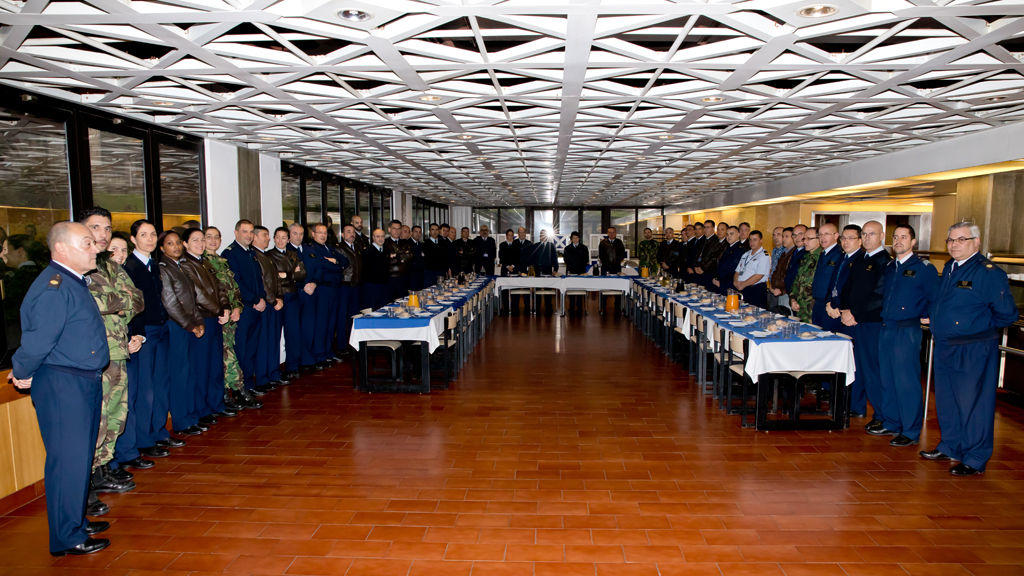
[637,228,659,274]
[80,208,144,499]
[204,226,261,410]
[789,226,822,323]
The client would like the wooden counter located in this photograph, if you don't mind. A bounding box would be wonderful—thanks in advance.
[0,371,47,512]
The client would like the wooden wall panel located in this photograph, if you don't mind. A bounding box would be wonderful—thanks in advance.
[8,397,45,491]
[237,147,262,224]
[0,404,17,497]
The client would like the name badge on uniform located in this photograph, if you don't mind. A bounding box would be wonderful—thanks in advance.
[957,280,972,289]
[847,262,854,268]
[903,270,916,277]
[826,260,836,267]
[866,264,873,271]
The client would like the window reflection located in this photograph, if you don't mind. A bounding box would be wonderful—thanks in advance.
[610,209,637,257]
[306,178,323,225]
[343,182,356,226]
[326,181,341,239]
[358,187,370,230]
[89,128,145,233]
[0,108,70,349]
[159,144,201,231]
[282,173,300,227]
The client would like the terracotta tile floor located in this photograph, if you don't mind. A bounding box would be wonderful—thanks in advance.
[3,311,1024,576]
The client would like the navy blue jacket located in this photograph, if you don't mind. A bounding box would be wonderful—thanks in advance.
[827,248,863,309]
[530,242,559,276]
[123,252,168,335]
[812,244,843,301]
[563,243,589,275]
[410,239,425,274]
[287,243,314,288]
[475,236,497,270]
[422,237,447,271]
[222,241,266,305]
[12,263,109,379]
[716,241,746,290]
[881,253,939,325]
[309,241,344,286]
[784,247,806,292]
[688,236,707,269]
[839,248,892,323]
[516,238,533,270]
[930,252,1018,345]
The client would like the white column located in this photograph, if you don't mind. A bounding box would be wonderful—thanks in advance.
[259,154,282,230]
[204,139,240,237]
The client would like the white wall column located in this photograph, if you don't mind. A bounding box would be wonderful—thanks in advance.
[259,154,282,230]
[204,139,240,238]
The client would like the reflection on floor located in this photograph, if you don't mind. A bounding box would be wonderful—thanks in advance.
[2,310,1024,576]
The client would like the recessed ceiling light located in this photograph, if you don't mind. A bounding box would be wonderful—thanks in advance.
[797,4,838,18]
[337,8,373,22]
[476,156,488,160]
[260,136,276,141]
[987,96,1008,102]
[456,134,473,139]
[658,135,673,139]
[701,96,725,103]
[152,101,174,106]
[419,95,442,102]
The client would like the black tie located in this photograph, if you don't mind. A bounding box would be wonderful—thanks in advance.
[951,261,959,274]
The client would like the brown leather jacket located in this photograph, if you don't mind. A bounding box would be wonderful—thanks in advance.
[254,248,282,302]
[159,258,203,331]
[266,247,304,294]
[698,236,729,276]
[180,252,229,317]
[336,241,362,286]
[384,237,414,277]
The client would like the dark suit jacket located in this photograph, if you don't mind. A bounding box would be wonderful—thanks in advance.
[657,240,684,274]
[531,242,559,275]
[563,243,589,275]
[123,253,168,336]
[474,236,497,271]
[599,238,626,274]
[362,244,391,285]
[840,248,892,322]
[499,240,519,276]
[423,237,447,271]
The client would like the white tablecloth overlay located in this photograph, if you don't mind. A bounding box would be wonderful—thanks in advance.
[349,307,453,352]
[495,276,634,292]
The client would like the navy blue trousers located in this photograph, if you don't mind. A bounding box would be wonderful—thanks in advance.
[879,323,924,440]
[337,285,361,352]
[934,340,1000,471]
[424,270,445,288]
[740,283,767,309]
[126,323,170,448]
[851,321,882,419]
[281,292,302,372]
[297,290,317,368]
[235,305,261,389]
[191,317,224,417]
[409,271,425,292]
[313,285,338,363]
[387,275,409,305]
[257,306,282,385]
[167,322,197,431]
[362,282,389,311]
[114,354,140,464]
[32,364,102,552]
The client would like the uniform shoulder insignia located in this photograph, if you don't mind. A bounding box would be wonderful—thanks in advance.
[923,260,933,267]
[762,250,769,256]
[985,262,994,269]
[224,245,232,250]
[47,274,62,289]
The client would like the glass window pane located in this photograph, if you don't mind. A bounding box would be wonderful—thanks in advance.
[306,178,322,225]
[557,210,577,236]
[370,190,380,231]
[472,208,497,234]
[501,208,526,237]
[382,191,391,226]
[343,181,356,226]
[282,173,300,227]
[638,208,662,233]
[358,188,370,230]
[610,209,637,258]
[326,181,341,238]
[0,107,70,351]
[158,144,201,232]
[533,210,553,242]
[89,128,145,233]
[581,210,602,249]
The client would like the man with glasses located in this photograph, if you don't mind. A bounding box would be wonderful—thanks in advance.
[733,230,770,309]
[838,221,892,427]
[878,225,938,449]
[921,222,1018,476]
[811,223,842,330]
[790,227,821,323]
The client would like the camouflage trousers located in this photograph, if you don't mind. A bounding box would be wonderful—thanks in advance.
[94,359,127,469]
[223,320,243,391]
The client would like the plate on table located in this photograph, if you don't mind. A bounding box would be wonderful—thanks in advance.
[727,321,754,327]
[412,311,432,317]
[750,330,774,338]
[798,332,816,340]
[439,300,455,305]
[427,305,444,310]
[365,311,385,317]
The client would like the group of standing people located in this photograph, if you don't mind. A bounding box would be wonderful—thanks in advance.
[6,209,484,557]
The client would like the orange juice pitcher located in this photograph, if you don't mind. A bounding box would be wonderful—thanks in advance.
[641,267,649,278]
[408,292,420,308]
[725,289,740,312]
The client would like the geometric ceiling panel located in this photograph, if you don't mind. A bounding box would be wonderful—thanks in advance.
[3,1,1024,206]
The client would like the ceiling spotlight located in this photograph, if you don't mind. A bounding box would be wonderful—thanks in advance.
[987,96,1008,102]
[658,135,673,139]
[336,8,373,22]
[456,134,473,139]
[797,4,838,17]
[419,95,442,102]
[152,101,174,106]
[476,156,488,160]
[635,156,647,160]
[260,136,276,141]
[701,96,725,103]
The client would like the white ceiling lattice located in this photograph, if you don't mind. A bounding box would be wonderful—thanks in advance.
[3,0,1024,206]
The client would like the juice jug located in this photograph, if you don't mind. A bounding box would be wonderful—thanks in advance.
[725,289,740,312]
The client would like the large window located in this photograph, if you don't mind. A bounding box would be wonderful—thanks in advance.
[581,210,603,248]
[472,208,497,234]
[638,208,663,233]
[0,108,70,353]
[533,209,553,241]
[306,178,323,225]
[381,190,391,226]
[90,128,146,233]
[326,180,341,238]
[557,209,578,236]
[343,181,356,227]
[610,209,637,257]
[282,173,300,227]
[501,208,527,236]
[358,186,370,231]
[158,143,202,231]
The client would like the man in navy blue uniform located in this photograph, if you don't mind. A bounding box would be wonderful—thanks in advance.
[422,224,447,287]
[826,225,864,335]
[474,225,497,275]
[811,223,842,330]
[783,224,807,300]
[408,225,425,291]
[287,223,319,371]
[9,222,112,556]
[921,222,1018,476]
[839,221,892,426]
[711,226,745,295]
[878,225,939,447]
[221,219,266,390]
[308,222,345,366]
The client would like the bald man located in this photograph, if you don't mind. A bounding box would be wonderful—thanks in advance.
[9,222,112,556]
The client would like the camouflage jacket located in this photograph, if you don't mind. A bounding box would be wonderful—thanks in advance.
[638,240,659,271]
[204,250,242,310]
[790,246,821,323]
[88,252,145,361]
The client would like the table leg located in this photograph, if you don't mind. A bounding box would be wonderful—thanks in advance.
[421,342,431,394]
[359,342,369,392]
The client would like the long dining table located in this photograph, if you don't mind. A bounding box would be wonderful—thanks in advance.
[631,278,857,430]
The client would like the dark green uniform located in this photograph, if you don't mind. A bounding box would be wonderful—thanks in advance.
[790,246,821,323]
[204,250,244,391]
[637,239,659,273]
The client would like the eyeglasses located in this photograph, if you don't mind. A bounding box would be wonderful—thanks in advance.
[840,236,860,241]
[945,236,976,246]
